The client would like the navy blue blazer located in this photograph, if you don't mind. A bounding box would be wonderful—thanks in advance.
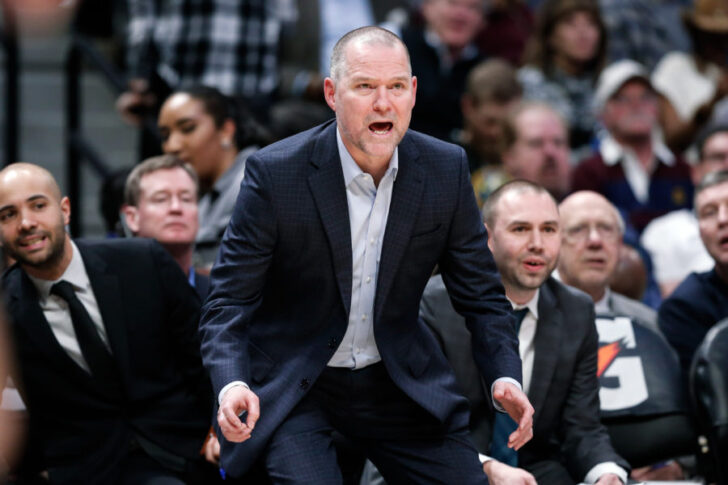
[200,120,521,476]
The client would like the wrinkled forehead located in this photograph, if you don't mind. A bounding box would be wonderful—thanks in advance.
[697,180,728,208]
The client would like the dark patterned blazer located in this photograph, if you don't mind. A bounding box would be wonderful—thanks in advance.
[200,119,521,477]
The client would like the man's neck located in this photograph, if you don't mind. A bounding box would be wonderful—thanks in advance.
[505,286,537,306]
[615,134,654,169]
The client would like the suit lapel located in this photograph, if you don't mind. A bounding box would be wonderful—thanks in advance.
[529,280,562,424]
[374,135,424,322]
[11,271,92,385]
[77,242,130,379]
[307,124,353,316]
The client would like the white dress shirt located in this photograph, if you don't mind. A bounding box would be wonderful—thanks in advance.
[27,241,110,373]
[481,290,627,484]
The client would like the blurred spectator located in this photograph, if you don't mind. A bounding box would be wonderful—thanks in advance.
[157,85,272,266]
[459,59,522,173]
[572,60,693,235]
[651,0,728,156]
[479,101,572,206]
[607,244,648,302]
[403,0,486,142]
[476,0,534,65]
[641,124,728,298]
[518,0,607,156]
[116,0,280,156]
[599,0,691,71]
[122,155,210,299]
[659,169,728,382]
[0,163,211,484]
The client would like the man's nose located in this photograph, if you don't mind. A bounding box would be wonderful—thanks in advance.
[372,86,392,112]
[20,210,38,230]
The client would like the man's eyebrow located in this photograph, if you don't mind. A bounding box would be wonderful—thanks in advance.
[0,194,48,214]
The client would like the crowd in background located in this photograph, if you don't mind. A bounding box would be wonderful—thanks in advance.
[1,0,728,483]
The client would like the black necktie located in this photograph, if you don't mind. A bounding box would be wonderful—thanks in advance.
[50,281,118,381]
[489,307,530,465]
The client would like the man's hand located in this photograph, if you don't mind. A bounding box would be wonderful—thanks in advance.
[115,78,156,125]
[595,472,623,484]
[217,385,260,443]
[483,460,537,485]
[492,380,534,450]
[631,461,683,481]
[204,433,220,464]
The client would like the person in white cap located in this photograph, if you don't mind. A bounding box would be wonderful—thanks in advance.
[571,59,694,236]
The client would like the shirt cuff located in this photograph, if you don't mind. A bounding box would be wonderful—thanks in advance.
[583,462,628,484]
[491,377,522,412]
[218,381,250,406]
[478,453,494,464]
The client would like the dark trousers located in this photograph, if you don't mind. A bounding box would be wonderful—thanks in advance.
[263,363,488,484]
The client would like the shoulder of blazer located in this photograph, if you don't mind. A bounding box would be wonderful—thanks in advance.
[541,277,594,321]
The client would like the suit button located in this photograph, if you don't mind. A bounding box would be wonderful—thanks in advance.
[328,338,337,349]
[299,378,310,390]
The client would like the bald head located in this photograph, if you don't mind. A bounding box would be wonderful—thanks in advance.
[558,191,624,301]
[0,162,71,280]
[329,26,411,81]
[0,163,63,202]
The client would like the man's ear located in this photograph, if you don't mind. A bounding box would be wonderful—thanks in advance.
[60,196,71,227]
[324,78,336,112]
[121,204,140,234]
[485,222,495,252]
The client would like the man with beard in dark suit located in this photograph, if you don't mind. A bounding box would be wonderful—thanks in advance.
[0,162,211,484]
[422,180,629,484]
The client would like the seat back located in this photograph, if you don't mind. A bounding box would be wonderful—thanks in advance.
[595,314,696,467]
[691,318,728,484]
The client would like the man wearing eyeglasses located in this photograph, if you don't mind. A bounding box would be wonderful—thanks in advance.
[557,191,657,330]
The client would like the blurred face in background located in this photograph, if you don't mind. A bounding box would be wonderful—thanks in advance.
[550,10,601,69]
[123,167,199,247]
[158,93,236,187]
[462,98,519,159]
[422,0,484,52]
[601,79,657,142]
[502,106,572,199]
[693,131,728,185]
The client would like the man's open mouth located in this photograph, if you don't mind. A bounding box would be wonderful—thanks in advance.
[369,122,393,135]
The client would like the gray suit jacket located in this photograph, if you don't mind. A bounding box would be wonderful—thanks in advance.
[421,275,629,481]
[608,291,659,334]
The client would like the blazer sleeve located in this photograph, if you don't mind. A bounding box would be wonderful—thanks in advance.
[560,304,629,478]
[199,153,277,396]
[437,149,522,391]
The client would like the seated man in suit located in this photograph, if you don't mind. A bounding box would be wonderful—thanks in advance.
[122,154,210,299]
[558,191,691,480]
[557,191,658,330]
[422,180,628,484]
[0,163,212,484]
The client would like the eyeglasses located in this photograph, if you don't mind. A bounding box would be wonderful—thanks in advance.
[563,223,620,243]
